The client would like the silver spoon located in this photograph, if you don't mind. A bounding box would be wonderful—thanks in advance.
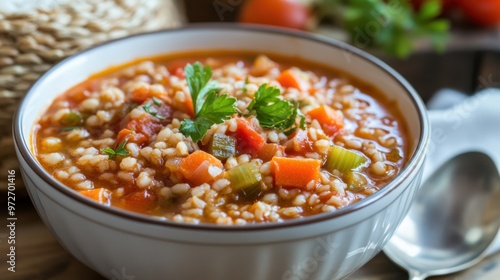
[384,151,500,280]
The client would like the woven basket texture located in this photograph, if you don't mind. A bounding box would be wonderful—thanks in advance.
[0,0,185,190]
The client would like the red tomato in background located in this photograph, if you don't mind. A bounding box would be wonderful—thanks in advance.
[238,0,310,30]
[458,0,500,26]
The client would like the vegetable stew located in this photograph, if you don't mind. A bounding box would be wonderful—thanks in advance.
[34,51,407,225]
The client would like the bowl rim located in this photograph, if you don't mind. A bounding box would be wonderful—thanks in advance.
[13,23,430,232]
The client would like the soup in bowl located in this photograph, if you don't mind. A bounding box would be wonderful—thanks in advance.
[14,25,429,280]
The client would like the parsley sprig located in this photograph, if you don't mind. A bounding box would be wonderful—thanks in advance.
[143,97,165,120]
[101,140,129,159]
[247,84,305,133]
[180,62,237,142]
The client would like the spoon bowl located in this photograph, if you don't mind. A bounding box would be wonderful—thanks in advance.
[384,151,500,280]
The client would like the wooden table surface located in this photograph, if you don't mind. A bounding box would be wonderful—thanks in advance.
[1,197,500,280]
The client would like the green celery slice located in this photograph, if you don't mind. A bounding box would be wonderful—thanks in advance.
[61,111,83,126]
[227,163,262,197]
[325,145,366,174]
[209,133,236,160]
[344,171,368,192]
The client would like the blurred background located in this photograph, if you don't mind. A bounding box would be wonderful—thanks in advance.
[183,0,500,100]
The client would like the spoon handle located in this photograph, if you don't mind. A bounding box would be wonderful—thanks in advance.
[408,270,427,280]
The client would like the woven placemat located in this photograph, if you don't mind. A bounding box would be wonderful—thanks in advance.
[0,0,185,191]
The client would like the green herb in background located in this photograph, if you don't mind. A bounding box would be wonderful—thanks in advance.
[318,0,450,58]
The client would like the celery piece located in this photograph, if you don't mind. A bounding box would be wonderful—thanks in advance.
[344,171,368,192]
[209,133,236,160]
[325,145,366,174]
[227,163,262,197]
[61,111,83,126]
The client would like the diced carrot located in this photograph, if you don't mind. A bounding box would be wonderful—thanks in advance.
[115,128,148,147]
[79,188,112,206]
[121,190,157,212]
[258,143,286,162]
[271,157,321,189]
[235,118,266,156]
[183,95,195,117]
[307,105,344,136]
[277,69,309,91]
[180,150,223,186]
[131,86,152,104]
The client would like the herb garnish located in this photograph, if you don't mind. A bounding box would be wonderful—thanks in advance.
[152,97,162,106]
[143,102,165,120]
[247,84,305,132]
[242,76,249,94]
[180,62,237,143]
[101,140,129,159]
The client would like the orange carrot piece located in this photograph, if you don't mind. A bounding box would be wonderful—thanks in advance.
[277,69,308,91]
[79,188,112,206]
[271,157,321,189]
[183,95,195,117]
[180,150,223,186]
[307,105,344,136]
[116,128,134,144]
[235,118,266,156]
[115,128,148,148]
[131,86,152,104]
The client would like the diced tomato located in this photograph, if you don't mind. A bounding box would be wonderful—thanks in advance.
[234,118,266,156]
[288,129,313,154]
[307,105,344,137]
[126,116,163,138]
[174,68,185,78]
[121,190,157,212]
[168,59,193,78]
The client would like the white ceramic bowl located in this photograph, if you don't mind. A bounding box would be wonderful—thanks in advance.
[14,25,429,280]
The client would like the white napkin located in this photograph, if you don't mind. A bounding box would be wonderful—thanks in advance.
[425,88,500,256]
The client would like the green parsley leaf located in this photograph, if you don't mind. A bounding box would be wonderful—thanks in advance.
[185,62,221,115]
[101,140,129,159]
[247,84,298,130]
[180,63,237,142]
[152,97,162,106]
[143,103,166,120]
